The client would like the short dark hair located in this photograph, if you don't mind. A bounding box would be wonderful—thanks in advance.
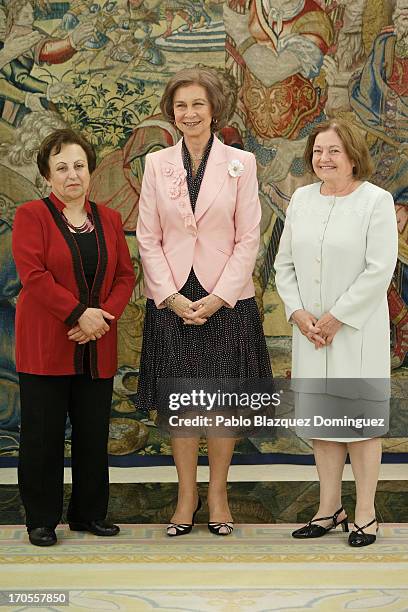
[160,66,229,129]
[304,118,374,180]
[37,129,96,179]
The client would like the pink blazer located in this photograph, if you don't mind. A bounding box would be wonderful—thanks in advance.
[136,135,261,308]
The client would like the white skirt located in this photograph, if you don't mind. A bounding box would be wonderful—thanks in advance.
[294,392,389,442]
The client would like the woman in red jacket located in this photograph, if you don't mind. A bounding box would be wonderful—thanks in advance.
[12,129,135,546]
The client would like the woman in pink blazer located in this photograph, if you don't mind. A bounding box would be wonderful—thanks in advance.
[136,67,272,537]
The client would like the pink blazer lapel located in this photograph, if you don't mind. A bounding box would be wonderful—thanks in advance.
[194,135,228,223]
[164,138,183,166]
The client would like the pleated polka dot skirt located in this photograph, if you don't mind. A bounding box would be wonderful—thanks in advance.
[135,268,273,419]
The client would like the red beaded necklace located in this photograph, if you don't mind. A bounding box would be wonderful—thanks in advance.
[61,211,94,233]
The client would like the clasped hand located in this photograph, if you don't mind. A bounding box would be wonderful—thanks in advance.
[291,309,342,349]
[67,307,115,344]
[168,293,225,325]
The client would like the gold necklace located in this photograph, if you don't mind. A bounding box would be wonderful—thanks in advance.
[191,153,203,165]
[189,148,204,161]
[191,155,204,175]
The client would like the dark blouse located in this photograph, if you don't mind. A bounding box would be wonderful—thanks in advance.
[72,231,98,290]
[182,133,214,212]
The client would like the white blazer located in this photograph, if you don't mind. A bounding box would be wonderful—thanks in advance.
[274,181,398,382]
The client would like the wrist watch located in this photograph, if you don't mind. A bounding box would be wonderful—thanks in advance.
[165,293,179,308]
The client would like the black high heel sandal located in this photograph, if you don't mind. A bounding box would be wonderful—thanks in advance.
[207,521,234,536]
[292,506,349,538]
[166,497,202,537]
[348,518,378,547]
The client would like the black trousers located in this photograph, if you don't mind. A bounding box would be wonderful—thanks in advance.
[18,363,113,530]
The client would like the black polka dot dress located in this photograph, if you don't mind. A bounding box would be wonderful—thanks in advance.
[136,135,272,424]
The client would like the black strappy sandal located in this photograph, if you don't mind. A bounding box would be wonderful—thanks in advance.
[208,521,234,536]
[292,506,349,538]
[348,518,378,547]
[167,497,202,537]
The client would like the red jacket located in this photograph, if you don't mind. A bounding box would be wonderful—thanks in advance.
[12,193,135,378]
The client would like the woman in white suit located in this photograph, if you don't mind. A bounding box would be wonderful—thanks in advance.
[275,119,398,547]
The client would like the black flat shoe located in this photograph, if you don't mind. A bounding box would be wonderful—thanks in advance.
[208,522,234,536]
[69,519,120,536]
[167,497,202,537]
[292,506,349,538]
[28,527,57,547]
[348,518,378,547]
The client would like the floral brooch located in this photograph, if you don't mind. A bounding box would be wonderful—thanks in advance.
[162,165,195,233]
[228,159,244,178]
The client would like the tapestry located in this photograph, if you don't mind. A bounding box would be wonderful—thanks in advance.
[0,0,407,462]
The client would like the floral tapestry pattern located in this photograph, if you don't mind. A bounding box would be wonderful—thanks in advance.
[0,0,406,461]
